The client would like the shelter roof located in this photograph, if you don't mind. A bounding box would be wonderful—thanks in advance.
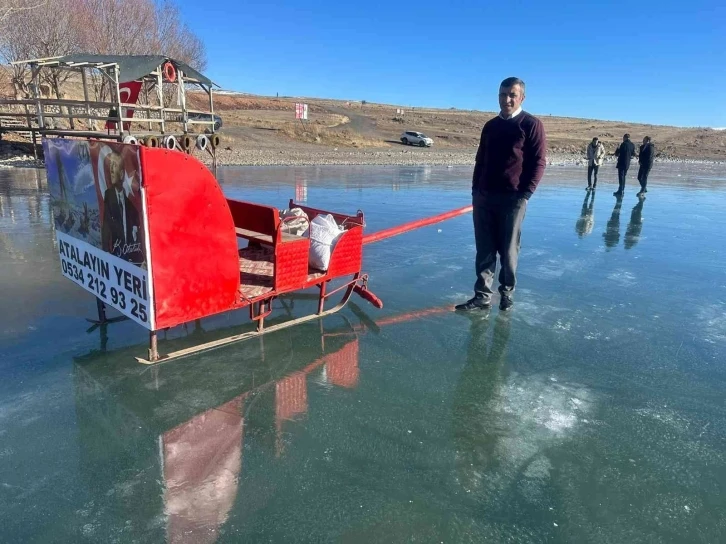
[16,54,214,86]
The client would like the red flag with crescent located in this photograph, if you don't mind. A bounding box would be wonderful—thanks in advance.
[105,80,142,131]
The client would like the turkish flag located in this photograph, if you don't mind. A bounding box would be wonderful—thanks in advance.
[105,80,142,131]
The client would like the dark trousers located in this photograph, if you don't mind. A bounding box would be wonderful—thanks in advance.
[587,164,599,187]
[617,167,629,194]
[637,165,650,191]
[473,192,528,301]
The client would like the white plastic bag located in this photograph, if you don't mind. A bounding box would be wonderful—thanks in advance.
[280,208,309,236]
[304,213,344,270]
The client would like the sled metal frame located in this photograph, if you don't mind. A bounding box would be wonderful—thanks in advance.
[136,273,365,365]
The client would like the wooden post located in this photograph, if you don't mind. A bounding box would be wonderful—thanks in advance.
[178,70,188,134]
[23,102,32,133]
[80,67,92,130]
[208,85,215,133]
[113,66,123,136]
[31,130,38,162]
[318,282,327,314]
[99,324,108,352]
[31,65,44,129]
[156,68,165,134]
[144,79,152,131]
[208,85,217,176]
[148,331,158,362]
[96,297,107,323]
[256,301,265,332]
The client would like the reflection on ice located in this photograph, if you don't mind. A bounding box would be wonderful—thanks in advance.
[1,163,726,542]
[624,198,645,249]
[603,196,623,250]
[454,315,593,504]
[163,396,243,544]
[575,191,595,238]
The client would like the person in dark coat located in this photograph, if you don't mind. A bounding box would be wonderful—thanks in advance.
[101,152,142,263]
[637,136,655,196]
[456,77,547,313]
[613,133,636,197]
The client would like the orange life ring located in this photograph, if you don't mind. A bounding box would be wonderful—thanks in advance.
[163,62,176,82]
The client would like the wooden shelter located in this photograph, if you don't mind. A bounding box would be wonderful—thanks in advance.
[0,54,219,160]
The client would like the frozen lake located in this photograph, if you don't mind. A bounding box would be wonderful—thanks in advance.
[1,162,725,542]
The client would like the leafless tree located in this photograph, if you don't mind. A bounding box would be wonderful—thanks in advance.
[151,1,207,72]
[1,0,208,123]
[151,2,208,108]
[75,0,207,102]
[1,0,80,127]
[0,1,48,98]
[0,0,46,24]
[0,65,11,98]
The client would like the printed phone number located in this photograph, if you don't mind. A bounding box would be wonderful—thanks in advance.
[61,258,149,323]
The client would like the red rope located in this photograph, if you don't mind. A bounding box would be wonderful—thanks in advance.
[361,205,472,245]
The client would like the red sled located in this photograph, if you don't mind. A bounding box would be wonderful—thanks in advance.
[43,137,470,364]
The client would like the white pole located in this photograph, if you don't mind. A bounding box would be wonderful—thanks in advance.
[156,68,165,134]
[113,65,123,136]
[178,69,187,134]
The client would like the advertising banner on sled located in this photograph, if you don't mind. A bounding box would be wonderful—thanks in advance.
[44,138,154,329]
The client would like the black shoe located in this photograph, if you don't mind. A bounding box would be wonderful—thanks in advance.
[586,185,592,190]
[499,295,514,311]
[455,296,492,311]
[613,191,622,197]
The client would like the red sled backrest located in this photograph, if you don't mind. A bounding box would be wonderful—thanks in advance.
[226,199,280,239]
[141,148,240,329]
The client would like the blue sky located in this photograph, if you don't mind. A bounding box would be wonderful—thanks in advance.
[178,0,725,128]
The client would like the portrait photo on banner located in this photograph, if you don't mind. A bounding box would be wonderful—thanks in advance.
[45,138,147,266]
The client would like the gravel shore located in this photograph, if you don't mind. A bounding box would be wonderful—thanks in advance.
[196,147,587,168]
[0,144,573,169]
[208,146,724,168]
[2,141,723,170]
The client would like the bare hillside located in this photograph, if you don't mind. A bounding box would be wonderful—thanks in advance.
[2,66,724,162]
[191,93,725,161]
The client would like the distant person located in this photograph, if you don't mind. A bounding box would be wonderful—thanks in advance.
[637,136,655,196]
[586,137,606,189]
[456,77,547,313]
[603,195,623,250]
[575,190,596,238]
[614,133,636,196]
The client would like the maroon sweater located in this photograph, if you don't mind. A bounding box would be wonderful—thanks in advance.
[472,111,547,199]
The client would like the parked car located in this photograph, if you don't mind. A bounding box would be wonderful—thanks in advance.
[400,131,433,147]
[188,112,223,132]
